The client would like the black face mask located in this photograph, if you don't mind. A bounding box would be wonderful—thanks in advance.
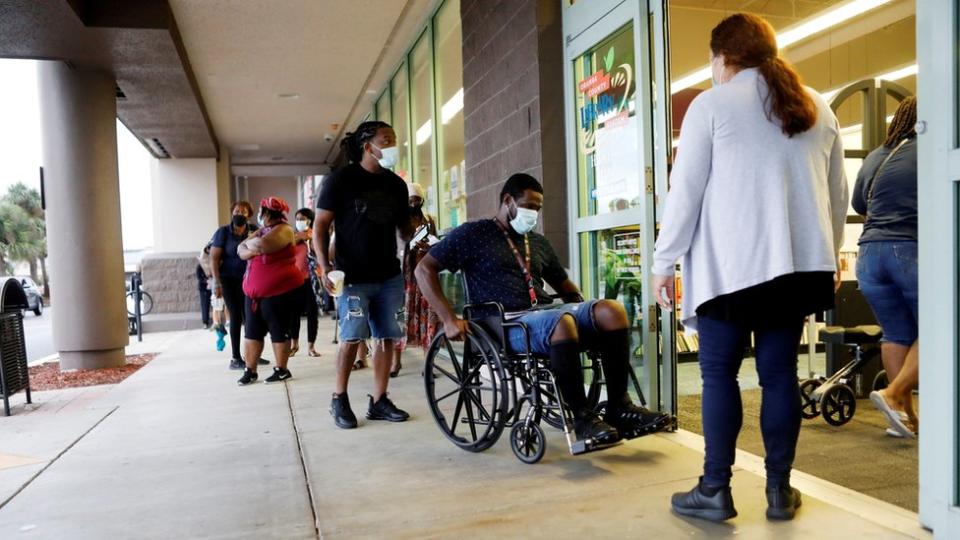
[231,215,247,228]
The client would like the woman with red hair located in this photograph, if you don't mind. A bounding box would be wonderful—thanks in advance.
[236,197,303,386]
[652,13,848,522]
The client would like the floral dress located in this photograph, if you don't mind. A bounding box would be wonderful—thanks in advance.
[402,213,440,350]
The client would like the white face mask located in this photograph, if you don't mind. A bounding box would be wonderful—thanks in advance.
[258,214,266,228]
[295,220,309,232]
[510,206,539,235]
[371,143,399,169]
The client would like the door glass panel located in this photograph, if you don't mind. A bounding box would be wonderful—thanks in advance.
[579,226,646,400]
[434,0,466,232]
[391,64,412,182]
[375,91,392,124]
[573,23,639,218]
[411,32,438,217]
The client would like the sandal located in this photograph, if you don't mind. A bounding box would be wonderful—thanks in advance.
[308,346,322,357]
[390,360,402,378]
[353,358,368,370]
[289,343,300,357]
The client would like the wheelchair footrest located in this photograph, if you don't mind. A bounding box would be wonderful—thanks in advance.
[569,438,621,456]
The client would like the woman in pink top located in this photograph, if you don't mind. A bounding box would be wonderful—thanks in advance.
[288,208,321,358]
[237,197,303,386]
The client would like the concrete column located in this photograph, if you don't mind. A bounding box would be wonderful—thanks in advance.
[38,62,128,370]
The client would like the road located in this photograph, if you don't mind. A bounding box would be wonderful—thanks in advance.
[22,304,55,362]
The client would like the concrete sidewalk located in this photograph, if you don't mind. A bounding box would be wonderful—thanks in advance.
[0,320,931,538]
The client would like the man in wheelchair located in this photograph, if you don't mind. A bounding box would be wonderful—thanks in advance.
[416,173,672,444]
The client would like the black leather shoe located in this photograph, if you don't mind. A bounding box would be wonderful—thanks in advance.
[766,485,802,520]
[573,410,620,444]
[606,399,673,439]
[671,478,737,522]
[330,393,358,429]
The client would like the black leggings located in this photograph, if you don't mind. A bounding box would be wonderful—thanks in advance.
[220,276,246,360]
[290,280,319,343]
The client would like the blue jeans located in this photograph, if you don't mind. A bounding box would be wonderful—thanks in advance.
[856,241,918,346]
[337,274,405,341]
[698,315,804,488]
[505,300,600,355]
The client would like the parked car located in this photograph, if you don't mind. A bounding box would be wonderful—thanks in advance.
[1,276,44,316]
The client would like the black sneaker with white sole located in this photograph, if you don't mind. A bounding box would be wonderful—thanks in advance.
[366,394,410,422]
[257,357,270,366]
[264,367,292,384]
[237,368,258,386]
[229,358,245,370]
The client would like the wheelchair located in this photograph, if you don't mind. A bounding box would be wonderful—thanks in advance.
[422,298,675,464]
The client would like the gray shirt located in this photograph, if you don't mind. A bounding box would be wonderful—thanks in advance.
[852,137,917,243]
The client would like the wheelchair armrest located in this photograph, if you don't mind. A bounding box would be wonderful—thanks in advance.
[463,301,506,321]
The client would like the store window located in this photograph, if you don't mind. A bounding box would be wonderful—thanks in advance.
[391,63,412,182]
[573,23,639,218]
[411,31,438,217]
[433,0,466,231]
[375,90,392,124]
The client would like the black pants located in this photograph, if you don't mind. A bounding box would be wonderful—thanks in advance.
[198,284,211,326]
[221,276,246,360]
[290,280,319,343]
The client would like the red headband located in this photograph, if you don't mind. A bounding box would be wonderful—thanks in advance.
[260,196,290,215]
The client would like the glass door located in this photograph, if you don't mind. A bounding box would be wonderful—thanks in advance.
[563,0,674,412]
[917,0,960,534]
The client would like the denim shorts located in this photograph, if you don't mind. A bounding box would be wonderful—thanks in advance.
[856,241,918,346]
[337,274,405,341]
[505,300,600,356]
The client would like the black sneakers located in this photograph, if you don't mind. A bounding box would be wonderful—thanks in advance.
[257,357,270,365]
[606,399,673,439]
[573,410,620,444]
[330,393,358,429]
[264,367,292,384]
[229,358,245,370]
[671,478,737,522]
[766,484,802,520]
[237,368,258,386]
[366,394,410,422]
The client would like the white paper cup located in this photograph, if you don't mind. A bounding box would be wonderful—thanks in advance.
[328,270,346,297]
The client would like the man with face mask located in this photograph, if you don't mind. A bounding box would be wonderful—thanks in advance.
[314,121,415,429]
[416,174,672,447]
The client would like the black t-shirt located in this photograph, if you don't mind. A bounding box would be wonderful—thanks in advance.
[211,224,249,279]
[316,163,409,284]
[429,219,568,312]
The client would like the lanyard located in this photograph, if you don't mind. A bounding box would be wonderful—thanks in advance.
[493,219,538,307]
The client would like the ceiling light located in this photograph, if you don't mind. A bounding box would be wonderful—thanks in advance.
[416,120,432,146]
[366,90,378,95]
[441,88,464,124]
[234,143,260,151]
[671,0,892,94]
[276,93,300,100]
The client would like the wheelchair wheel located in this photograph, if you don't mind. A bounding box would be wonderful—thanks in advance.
[424,323,510,453]
[510,421,546,464]
[821,384,857,426]
[872,370,889,392]
[540,356,602,430]
[799,379,822,420]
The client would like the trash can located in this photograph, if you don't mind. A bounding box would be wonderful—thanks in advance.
[0,277,32,416]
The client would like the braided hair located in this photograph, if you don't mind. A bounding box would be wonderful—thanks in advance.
[340,121,392,163]
[884,96,917,148]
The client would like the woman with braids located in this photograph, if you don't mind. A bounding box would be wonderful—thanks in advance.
[652,14,847,522]
[313,121,414,429]
[853,97,919,439]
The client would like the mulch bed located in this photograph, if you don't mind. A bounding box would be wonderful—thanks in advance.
[27,353,158,391]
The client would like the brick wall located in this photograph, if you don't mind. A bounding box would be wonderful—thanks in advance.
[461,0,569,264]
[141,252,202,314]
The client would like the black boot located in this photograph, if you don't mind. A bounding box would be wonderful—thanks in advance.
[766,484,802,520]
[572,409,620,444]
[671,478,737,522]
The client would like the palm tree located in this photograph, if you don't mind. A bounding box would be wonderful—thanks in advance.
[0,183,47,291]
